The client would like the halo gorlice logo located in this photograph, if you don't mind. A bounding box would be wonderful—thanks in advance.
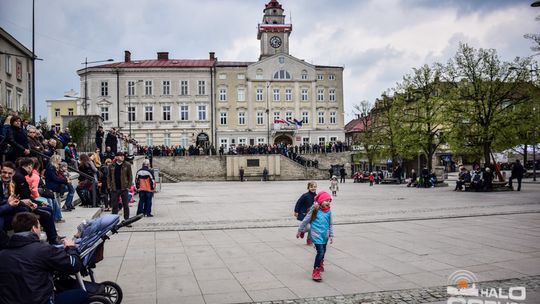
[446,270,527,304]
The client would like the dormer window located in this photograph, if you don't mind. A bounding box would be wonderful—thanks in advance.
[273,70,291,80]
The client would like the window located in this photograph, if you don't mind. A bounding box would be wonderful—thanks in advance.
[128,81,135,96]
[16,60,22,80]
[302,111,309,124]
[238,112,246,125]
[330,111,337,124]
[273,88,280,101]
[101,81,108,96]
[237,74,245,80]
[257,138,265,144]
[237,88,245,102]
[219,73,227,80]
[128,106,136,121]
[164,133,171,146]
[273,70,291,80]
[273,111,280,122]
[318,111,325,124]
[145,81,153,96]
[6,89,12,109]
[329,74,336,80]
[198,80,206,95]
[238,138,247,145]
[220,138,228,149]
[329,89,336,101]
[54,108,60,118]
[219,88,227,101]
[145,106,153,121]
[162,105,171,121]
[146,133,153,146]
[317,88,324,101]
[301,89,308,101]
[285,89,292,101]
[279,56,285,64]
[180,80,189,96]
[68,108,74,116]
[318,137,326,146]
[54,124,60,132]
[180,136,189,147]
[302,137,310,145]
[180,105,189,121]
[256,111,264,125]
[5,55,12,74]
[330,136,338,143]
[285,111,293,121]
[317,74,324,80]
[101,107,109,121]
[162,80,170,95]
[256,88,263,101]
[256,69,263,80]
[220,112,227,125]
[15,93,22,110]
[197,105,207,121]
[301,71,308,80]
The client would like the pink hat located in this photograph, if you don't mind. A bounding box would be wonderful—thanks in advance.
[314,191,332,204]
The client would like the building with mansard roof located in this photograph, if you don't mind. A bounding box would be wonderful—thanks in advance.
[81,0,344,149]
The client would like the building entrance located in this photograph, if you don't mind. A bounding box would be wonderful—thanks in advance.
[274,134,292,145]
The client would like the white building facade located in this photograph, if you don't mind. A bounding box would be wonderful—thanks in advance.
[80,0,344,148]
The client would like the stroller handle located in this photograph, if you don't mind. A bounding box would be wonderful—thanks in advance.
[115,214,144,230]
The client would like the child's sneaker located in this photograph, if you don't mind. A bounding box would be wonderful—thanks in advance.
[306,238,312,245]
[299,232,305,239]
[320,260,324,272]
[312,267,322,282]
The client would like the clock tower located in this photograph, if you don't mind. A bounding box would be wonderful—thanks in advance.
[257,0,292,60]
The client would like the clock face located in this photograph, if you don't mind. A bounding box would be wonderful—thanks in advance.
[269,36,282,48]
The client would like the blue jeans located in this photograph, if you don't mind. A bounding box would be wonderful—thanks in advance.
[61,184,75,209]
[48,198,63,221]
[137,191,153,215]
[314,243,327,269]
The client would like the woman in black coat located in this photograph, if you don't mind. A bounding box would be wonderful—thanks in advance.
[6,116,30,162]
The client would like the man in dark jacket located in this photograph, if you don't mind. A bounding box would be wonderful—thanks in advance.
[6,116,30,162]
[0,212,88,304]
[95,126,104,150]
[107,153,133,221]
[105,129,118,154]
[509,159,526,191]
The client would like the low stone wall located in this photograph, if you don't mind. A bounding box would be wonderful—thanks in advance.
[152,156,226,181]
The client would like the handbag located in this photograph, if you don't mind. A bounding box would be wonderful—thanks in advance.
[38,187,55,199]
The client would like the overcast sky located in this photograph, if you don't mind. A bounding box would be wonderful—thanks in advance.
[1,0,538,122]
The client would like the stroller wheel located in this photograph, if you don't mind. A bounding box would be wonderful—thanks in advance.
[101,281,123,304]
[88,295,113,304]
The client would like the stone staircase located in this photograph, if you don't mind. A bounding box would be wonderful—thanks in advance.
[278,155,328,180]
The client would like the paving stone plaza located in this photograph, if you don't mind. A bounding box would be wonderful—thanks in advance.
[76,180,540,304]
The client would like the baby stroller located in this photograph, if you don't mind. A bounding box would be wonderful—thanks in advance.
[54,214,144,304]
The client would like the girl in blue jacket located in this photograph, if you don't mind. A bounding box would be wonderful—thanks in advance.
[297,191,333,282]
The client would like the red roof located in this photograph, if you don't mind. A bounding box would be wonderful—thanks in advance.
[89,59,216,69]
[265,0,282,10]
[344,117,370,133]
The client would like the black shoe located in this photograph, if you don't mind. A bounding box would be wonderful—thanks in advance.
[125,224,132,228]
[146,214,154,217]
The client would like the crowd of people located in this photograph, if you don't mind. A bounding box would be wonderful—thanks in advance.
[0,107,158,303]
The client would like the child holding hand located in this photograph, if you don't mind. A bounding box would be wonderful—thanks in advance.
[297,191,334,282]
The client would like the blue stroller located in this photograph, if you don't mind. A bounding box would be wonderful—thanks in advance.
[54,214,143,304]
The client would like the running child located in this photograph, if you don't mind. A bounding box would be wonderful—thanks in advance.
[294,181,317,245]
[329,176,339,197]
[297,191,334,282]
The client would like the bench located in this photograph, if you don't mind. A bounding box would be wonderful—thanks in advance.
[381,178,401,184]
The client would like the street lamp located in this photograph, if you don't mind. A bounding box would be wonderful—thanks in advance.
[127,80,143,138]
[82,58,113,116]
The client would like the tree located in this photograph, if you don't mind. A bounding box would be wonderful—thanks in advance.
[440,43,532,165]
[399,64,448,170]
[351,100,380,171]
[524,16,540,53]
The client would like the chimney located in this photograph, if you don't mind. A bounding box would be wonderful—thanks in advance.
[209,52,215,60]
[124,50,131,62]
[157,52,169,61]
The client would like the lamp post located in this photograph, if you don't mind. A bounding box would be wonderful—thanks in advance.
[82,58,113,116]
[266,81,271,145]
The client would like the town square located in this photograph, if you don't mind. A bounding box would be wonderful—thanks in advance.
[0,0,539,304]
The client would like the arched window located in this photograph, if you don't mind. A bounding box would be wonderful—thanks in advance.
[273,70,291,80]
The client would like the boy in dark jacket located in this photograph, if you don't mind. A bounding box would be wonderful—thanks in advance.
[0,212,88,304]
[294,181,317,245]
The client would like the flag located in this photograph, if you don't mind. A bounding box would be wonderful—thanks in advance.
[274,119,287,124]
[293,119,303,127]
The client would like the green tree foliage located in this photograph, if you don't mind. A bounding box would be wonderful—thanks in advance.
[67,118,86,147]
[370,92,406,166]
[439,43,532,165]
[399,64,448,170]
[351,100,380,171]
